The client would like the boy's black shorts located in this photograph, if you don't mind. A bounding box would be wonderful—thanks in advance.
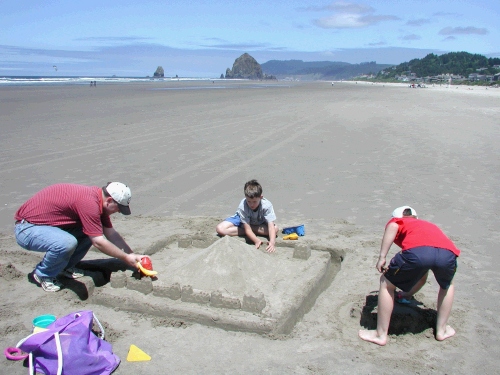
[385,246,457,292]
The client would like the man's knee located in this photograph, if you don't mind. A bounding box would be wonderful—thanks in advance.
[57,235,78,254]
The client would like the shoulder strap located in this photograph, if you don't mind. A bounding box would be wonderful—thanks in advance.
[92,312,105,340]
[27,332,62,375]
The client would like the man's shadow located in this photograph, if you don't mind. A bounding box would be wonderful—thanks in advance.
[360,292,437,335]
[28,258,130,300]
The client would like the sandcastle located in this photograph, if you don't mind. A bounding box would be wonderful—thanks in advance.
[92,236,342,335]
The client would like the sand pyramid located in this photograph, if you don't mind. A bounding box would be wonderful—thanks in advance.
[167,236,277,294]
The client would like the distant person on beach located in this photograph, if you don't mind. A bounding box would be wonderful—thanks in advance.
[14,182,149,292]
[358,206,460,346]
[216,179,278,253]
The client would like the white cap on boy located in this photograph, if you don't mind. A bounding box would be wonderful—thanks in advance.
[392,206,417,218]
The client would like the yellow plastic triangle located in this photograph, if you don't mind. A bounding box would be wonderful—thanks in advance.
[127,344,151,362]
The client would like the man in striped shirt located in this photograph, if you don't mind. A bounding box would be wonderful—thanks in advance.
[14,182,148,292]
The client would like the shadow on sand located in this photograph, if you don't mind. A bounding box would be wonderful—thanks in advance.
[27,258,130,300]
[360,292,437,336]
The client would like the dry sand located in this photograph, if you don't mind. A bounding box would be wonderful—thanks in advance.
[1,80,499,374]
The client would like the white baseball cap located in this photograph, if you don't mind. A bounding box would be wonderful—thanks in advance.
[392,206,417,218]
[105,182,132,215]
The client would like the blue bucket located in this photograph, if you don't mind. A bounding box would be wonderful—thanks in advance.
[32,314,56,329]
[282,224,305,236]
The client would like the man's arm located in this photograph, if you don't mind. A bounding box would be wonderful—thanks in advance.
[90,227,144,268]
[376,222,398,273]
[103,226,133,253]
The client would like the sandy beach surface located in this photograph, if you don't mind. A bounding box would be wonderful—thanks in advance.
[1,80,499,374]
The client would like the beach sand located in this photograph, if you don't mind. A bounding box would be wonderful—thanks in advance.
[1,80,499,374]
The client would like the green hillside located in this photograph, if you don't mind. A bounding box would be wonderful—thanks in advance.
[377,52,500,80]
[261,60,391,80]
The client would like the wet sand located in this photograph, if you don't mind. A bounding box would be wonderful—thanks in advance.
[1,80,499,374]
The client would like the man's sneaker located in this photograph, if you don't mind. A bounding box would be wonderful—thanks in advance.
[33,273,62,292]
[60,267,85,279]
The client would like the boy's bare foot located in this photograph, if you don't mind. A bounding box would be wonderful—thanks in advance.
[358,329,388,346]
[436,325,455,341]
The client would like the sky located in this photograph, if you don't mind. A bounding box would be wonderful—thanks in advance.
[1,0,498,77]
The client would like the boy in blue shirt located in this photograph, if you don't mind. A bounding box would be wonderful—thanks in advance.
[216,180,278,253]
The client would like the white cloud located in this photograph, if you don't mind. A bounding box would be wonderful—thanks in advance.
[314,13,399,29]
[314,14,367,28]
[439,26,488,35]
[311,2,399,29]
[328,1,374,13]
[406,18,432,27]
[299,1,374,13]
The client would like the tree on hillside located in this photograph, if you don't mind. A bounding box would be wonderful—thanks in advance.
[377,52,495,79]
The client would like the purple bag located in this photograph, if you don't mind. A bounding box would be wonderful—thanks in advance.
[17,310,120,375]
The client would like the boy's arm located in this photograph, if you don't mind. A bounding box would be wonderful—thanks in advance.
[377,222,398,273]
[242,223,263,249]
[266,221,276,253]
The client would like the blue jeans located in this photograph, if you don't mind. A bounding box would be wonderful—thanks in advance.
[15,222,92,278]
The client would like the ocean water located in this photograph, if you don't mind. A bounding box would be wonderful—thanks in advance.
[0,76,293,90]
[0,76,218,87]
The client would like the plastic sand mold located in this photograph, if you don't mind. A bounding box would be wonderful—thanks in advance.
[32,314,56,329]
[127,345,151,362]
[282,224,305,236]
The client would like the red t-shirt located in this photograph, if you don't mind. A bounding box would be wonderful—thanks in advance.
[15,184,112,237]
[386,217,460,256]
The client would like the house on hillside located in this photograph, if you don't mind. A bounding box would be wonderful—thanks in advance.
[449,74,465,82]
[468,73,487,81]
[424,74,463,83]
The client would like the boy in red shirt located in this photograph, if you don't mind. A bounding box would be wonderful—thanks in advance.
[359,206,459,345]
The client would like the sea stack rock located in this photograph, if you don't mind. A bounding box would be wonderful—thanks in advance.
[225,53,263,79]
[153,66,164,77]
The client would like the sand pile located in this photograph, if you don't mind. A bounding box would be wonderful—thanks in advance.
[166,236,276,295]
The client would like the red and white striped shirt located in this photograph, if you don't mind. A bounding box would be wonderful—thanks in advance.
[15,184,112,237]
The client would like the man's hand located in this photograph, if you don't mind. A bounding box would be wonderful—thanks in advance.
[255,240,263,249]
[124,253,149,269]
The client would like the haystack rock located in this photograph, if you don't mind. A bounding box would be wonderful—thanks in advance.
[225,53,263,80]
